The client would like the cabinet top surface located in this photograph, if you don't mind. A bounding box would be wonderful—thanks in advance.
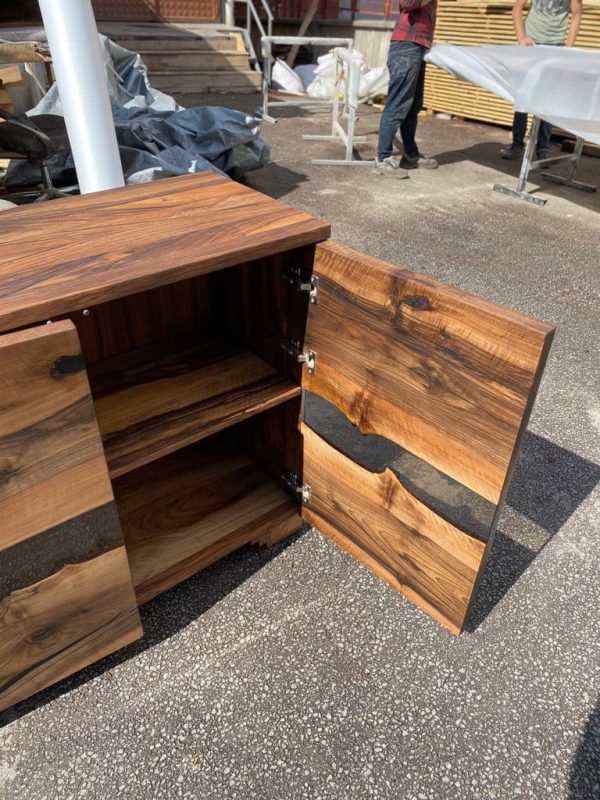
[0,173,330,333]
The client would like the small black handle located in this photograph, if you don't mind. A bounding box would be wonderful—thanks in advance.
[50,355,85,378]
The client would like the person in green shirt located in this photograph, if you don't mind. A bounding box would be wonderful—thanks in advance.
[500,0,583,160]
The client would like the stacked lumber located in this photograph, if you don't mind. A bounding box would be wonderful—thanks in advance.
[0,65,23,114]
[97,22,262,99]
[424,0,600,127]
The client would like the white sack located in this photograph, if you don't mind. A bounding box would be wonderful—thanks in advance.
[359,67,388,100]
[306,75,337,98]
[294,63,318,90]
[425,44,600,145]
[272,58,304,94]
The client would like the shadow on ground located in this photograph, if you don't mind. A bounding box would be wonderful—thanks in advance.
[466,431,600,630]
[0,532,304,728]
[3,427,597,726]
[570,701,600,799]
[433,139,600,213]
[246,162,310,199]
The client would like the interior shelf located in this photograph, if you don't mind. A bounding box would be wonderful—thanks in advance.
[89,334,301,479]
[113,439,301,605]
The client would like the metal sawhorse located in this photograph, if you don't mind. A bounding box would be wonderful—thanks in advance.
[493,115,596,206]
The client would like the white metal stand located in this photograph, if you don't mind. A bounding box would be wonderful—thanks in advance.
[305,47,374,167]
[493,116,596,206]
[260,39,373,167]
[260,36,354,125]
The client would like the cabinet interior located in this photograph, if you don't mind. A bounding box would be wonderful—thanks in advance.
[69,250,313,604]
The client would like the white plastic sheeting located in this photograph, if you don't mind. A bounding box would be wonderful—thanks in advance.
[425,44,600,146]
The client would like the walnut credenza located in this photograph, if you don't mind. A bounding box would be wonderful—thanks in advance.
[0,173,554,712]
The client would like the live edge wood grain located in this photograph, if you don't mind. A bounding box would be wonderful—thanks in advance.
[0,321,113,550]
[0,320,142,711]
[0,548,141,712]
[88,335,301,478]
[304,241,555,506]
[114,440,301,605]
[301,424,486,634]
[0,173,330,334]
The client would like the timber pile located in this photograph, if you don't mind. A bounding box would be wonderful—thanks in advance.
[424,0,600,127]
[0,65,23,114]
[97,22,262,100]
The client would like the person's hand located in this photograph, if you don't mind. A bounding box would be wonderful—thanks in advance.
[518,36,535,45]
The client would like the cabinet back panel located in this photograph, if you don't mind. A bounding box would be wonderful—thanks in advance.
[73,275,214,365]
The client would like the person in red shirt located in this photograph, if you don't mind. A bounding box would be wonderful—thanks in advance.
[373,0,438,178]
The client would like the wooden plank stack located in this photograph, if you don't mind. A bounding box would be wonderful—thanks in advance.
[0,65,23,114]
[424,0,600,127]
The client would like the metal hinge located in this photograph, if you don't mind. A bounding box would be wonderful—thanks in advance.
[282,471,311,504]
[281,338,316,374]
[283,266,319,304]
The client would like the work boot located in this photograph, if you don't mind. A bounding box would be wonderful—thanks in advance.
[500,141,525,160]
[400,153,438,169]
[537,148,550,168]
[373,157,409,179]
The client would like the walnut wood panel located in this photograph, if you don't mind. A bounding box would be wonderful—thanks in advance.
[301,424,486,634]
[0,320,142,711]
[0,174,330,334]
[303,241,555,506]
[236,396,303,490]
[0,547,141,712]
[238,247,313,375]
[114,440,300,604]
[0,321,113,549]
[88,334,301,478]
[73,276,213,366]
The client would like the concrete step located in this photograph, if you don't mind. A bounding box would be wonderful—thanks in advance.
[141,50,250,69]
[114,36,237,52]
[152,69,262,94]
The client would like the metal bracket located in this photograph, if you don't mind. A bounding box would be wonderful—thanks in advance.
[281,471,311,504]
[281,338,316,374]
[283,266,319,304]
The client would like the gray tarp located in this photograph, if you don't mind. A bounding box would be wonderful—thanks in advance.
[6,35,269,188]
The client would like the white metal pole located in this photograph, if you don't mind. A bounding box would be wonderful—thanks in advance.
[223,0,235,27]
[37,0,125,194]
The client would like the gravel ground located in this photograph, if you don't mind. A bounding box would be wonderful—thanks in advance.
[1,99,599,800]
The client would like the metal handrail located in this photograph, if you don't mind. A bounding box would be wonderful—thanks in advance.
[235,0,273,71]
[256,0,274,36]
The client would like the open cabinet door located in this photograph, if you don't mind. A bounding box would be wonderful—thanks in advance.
[0,321,142,712]
[300,241,555,634]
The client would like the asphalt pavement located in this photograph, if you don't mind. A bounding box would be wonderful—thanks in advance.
[1,102,599,800]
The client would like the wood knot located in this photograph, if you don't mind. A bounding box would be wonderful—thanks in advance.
[402,295,431,311]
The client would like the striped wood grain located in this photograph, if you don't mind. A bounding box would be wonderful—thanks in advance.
[0,173,330,334]
[301,241,554,632]
[304,241,555,506]
[0,321,142,712]
[301,424,486,634]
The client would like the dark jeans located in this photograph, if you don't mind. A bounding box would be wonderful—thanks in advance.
[513,112,552,151]
[512,41,561,151]
[377,40,426,160]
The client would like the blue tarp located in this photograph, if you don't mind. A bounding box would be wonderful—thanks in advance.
[6,35,269,188]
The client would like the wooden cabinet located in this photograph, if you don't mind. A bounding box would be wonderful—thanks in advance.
[0,174,554,711]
